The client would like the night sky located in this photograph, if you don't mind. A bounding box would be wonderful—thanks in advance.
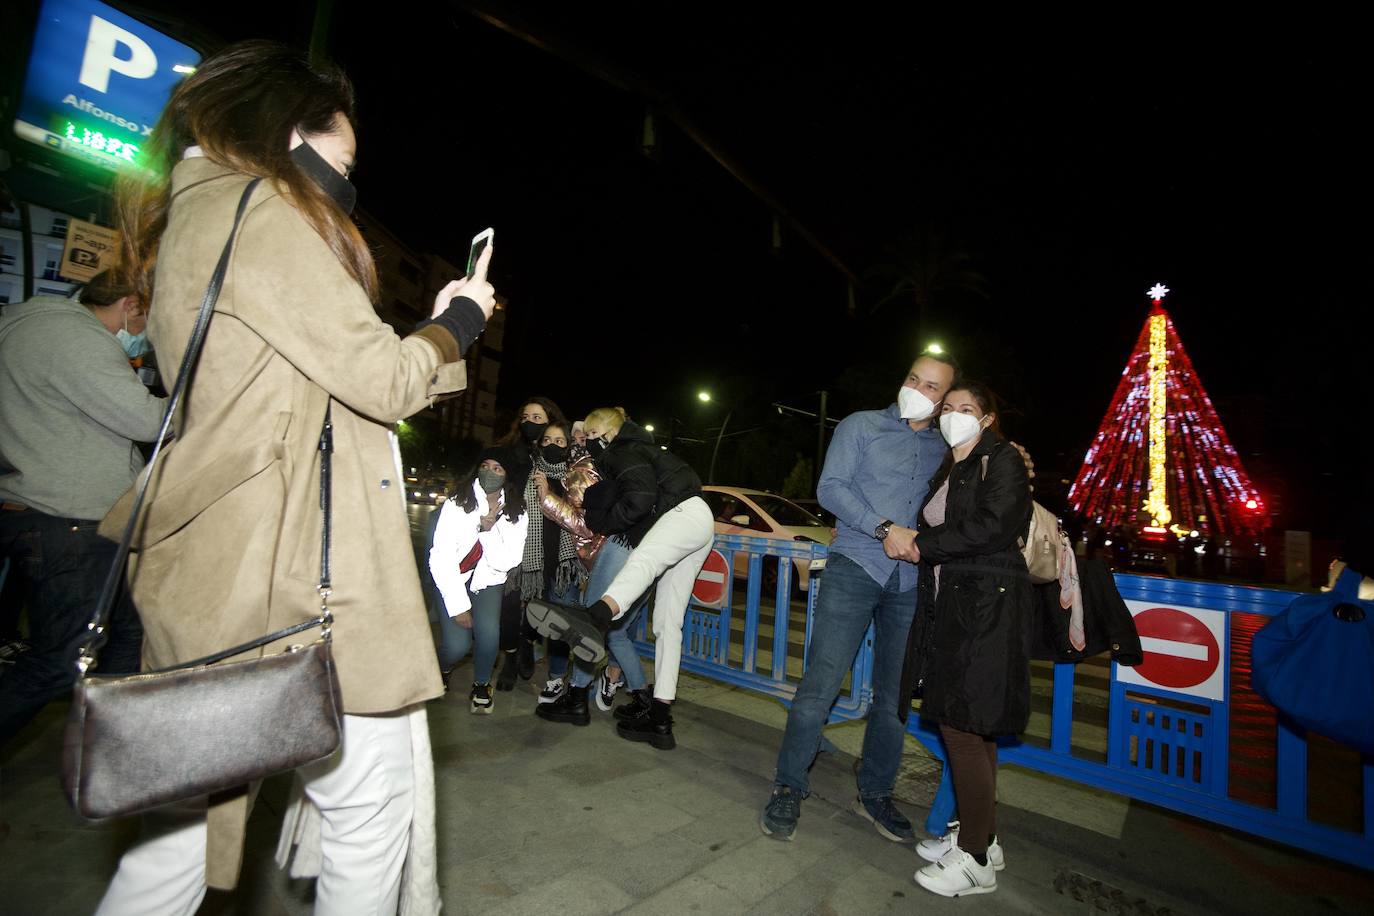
[14,3,1369,549]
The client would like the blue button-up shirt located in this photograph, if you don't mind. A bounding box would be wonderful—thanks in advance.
[819,403,948,591]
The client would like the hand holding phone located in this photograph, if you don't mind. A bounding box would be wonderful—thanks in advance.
[466,227,494,277]
[432,232,496,320]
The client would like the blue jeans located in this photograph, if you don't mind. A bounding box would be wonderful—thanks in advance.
[1,509,143,747]
[569,539,647,691]
[435,583,503,685]
[773,551,916,799]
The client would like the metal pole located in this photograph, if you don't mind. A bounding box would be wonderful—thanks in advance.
[708,410,732,484]
[815,390,827,491]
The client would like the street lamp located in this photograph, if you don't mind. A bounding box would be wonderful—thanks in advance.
[697,391,712,403]
[926,342,944,355]
[644,423,655,432]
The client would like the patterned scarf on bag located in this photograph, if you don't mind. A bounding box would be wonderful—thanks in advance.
[520,452,582,598]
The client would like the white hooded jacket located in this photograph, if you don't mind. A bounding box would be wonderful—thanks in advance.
[428,479,528,615]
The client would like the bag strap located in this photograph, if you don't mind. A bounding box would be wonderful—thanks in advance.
[78,179,332,673]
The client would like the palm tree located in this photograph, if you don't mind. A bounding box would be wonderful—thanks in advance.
[864,228,990,337]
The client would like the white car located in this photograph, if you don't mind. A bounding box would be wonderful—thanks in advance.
[701,486,832,592]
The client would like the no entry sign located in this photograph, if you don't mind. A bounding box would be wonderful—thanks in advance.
[692,549,729,607]
[1116,601,1227,700]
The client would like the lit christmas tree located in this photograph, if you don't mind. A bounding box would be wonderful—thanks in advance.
[1068,284,1268,540]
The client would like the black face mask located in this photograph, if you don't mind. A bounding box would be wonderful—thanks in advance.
[542,443,570,465]
[290,141,357,215]
[520,420,548,443]
[586,437,608,459]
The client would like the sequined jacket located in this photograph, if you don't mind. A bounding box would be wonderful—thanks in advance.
[540,454,607,567]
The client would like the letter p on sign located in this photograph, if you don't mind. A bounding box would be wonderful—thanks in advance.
[79,16,156,93]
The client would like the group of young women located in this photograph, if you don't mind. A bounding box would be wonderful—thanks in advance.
[426,398,713,749]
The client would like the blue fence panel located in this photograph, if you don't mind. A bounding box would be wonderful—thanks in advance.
[631,532,871,722]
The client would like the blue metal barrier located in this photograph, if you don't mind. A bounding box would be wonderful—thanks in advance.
[631,532,872,722]
[633,534,1373,871]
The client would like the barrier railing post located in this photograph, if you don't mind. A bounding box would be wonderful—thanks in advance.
[1051,662,1075,755]
[741,552,763,674]
[1275,714,1308,820]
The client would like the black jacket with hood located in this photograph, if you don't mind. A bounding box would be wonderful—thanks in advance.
[583,420,701,547]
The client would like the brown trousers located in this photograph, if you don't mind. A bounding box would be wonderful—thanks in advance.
[940,724,999,856]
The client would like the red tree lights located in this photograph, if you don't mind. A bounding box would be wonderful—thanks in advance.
[1068,285,1268,540]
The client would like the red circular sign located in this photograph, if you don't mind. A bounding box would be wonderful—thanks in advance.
[1133,607,1221,690]
[693,550,729,605]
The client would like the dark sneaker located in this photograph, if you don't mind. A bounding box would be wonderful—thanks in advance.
[469,681,494,715]
[517,639,535,680]
[595,667,625,712]
[538,676,567,705]
[440,667,454,692]
[495,651,519,692]
[616,699,675,749]
[759,786,801,841]
[525,598,606,664]
[853,794,915,842]
[535,685,590,726]
[613,688,653,722]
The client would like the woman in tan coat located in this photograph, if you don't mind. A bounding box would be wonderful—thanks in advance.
[95,42,496,915]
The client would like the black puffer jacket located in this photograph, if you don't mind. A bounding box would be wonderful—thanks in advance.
[584,421,701,547]
[899,432,1034,736]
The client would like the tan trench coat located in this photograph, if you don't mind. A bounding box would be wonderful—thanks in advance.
[101,158,471,887]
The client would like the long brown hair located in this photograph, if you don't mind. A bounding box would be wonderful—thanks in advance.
[114,40,379,309]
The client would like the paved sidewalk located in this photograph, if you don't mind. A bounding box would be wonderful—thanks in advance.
[2,663,1372,914]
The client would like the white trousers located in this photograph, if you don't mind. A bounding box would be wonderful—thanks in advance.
[605,495,714,702]
[96,711,415,916]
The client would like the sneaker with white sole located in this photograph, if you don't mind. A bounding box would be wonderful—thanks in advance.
[469,682,494,715]
[538,676,567,704]
[914,846,997,897]
[917,821,1005,871]
[853,794,915,842]
[595,667,625,712]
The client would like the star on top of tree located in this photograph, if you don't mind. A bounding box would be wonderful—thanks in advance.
[1147,283,1170,302]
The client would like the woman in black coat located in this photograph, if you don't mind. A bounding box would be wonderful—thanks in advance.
[901,382,1033,898]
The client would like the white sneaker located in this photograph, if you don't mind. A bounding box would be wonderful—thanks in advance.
[917,821,1005,871]
[538,677,567,704]
[914,846,997,897]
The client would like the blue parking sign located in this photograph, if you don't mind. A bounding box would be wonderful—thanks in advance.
[13,0,200,172]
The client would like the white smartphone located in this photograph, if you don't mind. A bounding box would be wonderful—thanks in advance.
[466,227,494,277]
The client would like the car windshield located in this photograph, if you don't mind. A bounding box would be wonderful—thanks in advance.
[750,494,825,527]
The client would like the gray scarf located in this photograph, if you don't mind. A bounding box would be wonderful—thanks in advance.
[520,452,582,598]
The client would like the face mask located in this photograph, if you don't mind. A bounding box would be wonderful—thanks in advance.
[897,386,937,422]
[520,420,548,443]
[117,327,150,358]
[939,411,986,448]
[477,468,505,494]
[290,140,357,214]
[542,443,570,465]
[586,437,608,459]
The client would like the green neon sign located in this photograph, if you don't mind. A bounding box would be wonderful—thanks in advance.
[61,120,141,166]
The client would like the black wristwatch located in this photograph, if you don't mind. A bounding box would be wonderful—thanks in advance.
[874,519,893,540]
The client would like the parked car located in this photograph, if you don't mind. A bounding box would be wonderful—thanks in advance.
[790,497,835,527]
[701,486,832,591]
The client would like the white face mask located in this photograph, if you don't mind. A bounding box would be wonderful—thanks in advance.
[897,386,937,421]
[939,411,986,448]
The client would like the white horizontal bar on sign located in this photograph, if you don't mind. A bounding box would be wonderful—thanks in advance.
[697,570,727,584]
[1139,636,1210,661]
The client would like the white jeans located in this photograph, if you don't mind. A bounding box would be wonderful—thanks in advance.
[605,495,714,702]
[96,711,415,916]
